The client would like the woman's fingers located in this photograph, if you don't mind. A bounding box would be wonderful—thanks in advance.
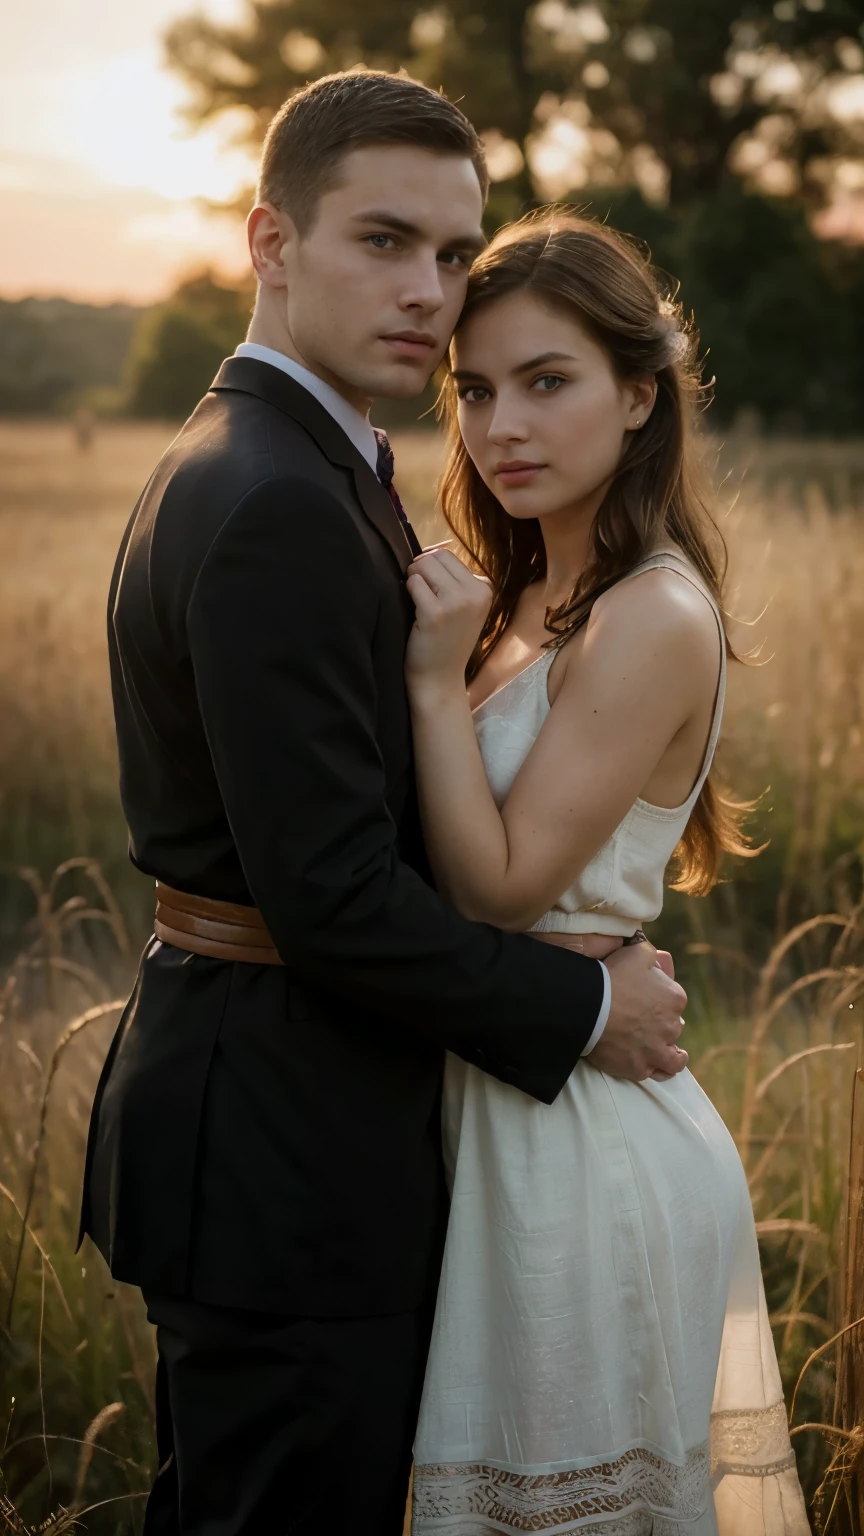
[408,552,492,610]
[406,572,441,615]
[409,550,472,587]
[406,550,492,685]
[405,559,439,592]
[409,551,463,596]
[431,549,492,593]
[427,548,470,579]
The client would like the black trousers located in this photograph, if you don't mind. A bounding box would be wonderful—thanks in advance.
[142,1292,435,1535]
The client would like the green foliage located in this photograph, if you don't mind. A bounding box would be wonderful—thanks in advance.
[555,0,864,204]
[154,0,864,427]
[0,301,141,417]
[578,179,864,431]
[0,866,155,1531]
[163,0,864,207]
[124,271,253,420]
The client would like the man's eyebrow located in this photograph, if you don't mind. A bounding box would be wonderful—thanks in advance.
[350,208,486,251]
[444,230,487,254]
[351,209,422,236]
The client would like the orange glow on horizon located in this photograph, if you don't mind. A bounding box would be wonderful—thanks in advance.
[2,0,256,302]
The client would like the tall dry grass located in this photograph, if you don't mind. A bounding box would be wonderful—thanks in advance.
[2,419,864,1528]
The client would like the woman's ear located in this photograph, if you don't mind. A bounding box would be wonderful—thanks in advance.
[624,376,658,431]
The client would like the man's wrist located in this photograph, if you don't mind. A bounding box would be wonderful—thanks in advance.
[582,961,611,1056]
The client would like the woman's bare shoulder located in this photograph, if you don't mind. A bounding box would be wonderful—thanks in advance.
[547,565,720,714]
[588,564,719,651]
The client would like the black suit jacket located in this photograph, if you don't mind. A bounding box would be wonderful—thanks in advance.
[80,357,605,1315]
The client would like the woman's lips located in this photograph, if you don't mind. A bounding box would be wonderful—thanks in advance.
[495,462,544,487]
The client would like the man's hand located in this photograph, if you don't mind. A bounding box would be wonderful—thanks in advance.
[590,940,687,1081]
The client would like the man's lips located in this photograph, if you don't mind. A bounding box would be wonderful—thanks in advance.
[381,331,438,359]
[494,460,545,486]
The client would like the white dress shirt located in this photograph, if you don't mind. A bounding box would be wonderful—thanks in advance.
[233,340,611,1054]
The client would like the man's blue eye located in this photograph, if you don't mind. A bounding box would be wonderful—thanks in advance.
[368,234,392,248]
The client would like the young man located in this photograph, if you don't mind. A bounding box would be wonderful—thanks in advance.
[80,70,688,1535]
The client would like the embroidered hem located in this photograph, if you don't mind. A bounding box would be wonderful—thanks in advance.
[412,1441,709,1531]
[710,1400,796,1478]
[414,1403,796,1531]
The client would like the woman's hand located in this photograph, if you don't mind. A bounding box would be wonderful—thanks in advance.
[405,549,493,697]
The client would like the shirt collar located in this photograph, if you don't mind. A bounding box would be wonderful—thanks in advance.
[234,343,379,474]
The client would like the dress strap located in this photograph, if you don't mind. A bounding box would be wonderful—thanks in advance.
[617,544,727,804]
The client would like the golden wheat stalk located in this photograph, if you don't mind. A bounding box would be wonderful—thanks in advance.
[833,1067,864,1531]
[4,1000,125,1332]
[71,1403,124,1512]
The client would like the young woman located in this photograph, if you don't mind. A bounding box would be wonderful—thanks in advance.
[405,214,808,1535]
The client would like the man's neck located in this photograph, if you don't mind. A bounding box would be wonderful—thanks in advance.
[244,314,372,417]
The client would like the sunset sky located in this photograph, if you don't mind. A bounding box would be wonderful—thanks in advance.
[4,2,863,305]
[2,0,258,304]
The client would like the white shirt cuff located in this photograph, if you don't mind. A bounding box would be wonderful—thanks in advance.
[581,961,611,1056]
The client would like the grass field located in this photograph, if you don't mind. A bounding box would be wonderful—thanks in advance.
[2,418,864,1530]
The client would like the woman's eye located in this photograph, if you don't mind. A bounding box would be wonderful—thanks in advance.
[458,386,492,404]
[534,374,566,392]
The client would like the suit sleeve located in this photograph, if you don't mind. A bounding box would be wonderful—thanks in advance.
[186,476,605,1104]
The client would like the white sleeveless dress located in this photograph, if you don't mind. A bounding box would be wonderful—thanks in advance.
[412,549,808,1536]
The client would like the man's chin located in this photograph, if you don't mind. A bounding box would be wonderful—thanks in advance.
[365,359,440,402]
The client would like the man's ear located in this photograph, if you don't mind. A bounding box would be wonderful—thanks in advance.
[247,203,296,290]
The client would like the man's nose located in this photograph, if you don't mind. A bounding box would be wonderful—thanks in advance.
[399,255,445,312]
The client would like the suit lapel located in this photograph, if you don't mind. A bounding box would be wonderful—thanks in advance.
[350,457,421,572]
[210,357,416,577]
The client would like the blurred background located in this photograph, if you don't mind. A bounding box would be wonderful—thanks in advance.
[3,2,864,1531]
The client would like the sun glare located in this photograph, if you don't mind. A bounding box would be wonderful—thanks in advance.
[0,0,256,298]
[62,48,255,204]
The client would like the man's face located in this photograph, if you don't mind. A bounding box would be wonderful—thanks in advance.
[279,145,485,410]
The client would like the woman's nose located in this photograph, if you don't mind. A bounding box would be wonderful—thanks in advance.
[488,412,529,445]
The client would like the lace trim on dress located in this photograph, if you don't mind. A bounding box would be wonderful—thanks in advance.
[414,1404,797,1533]
[710,1400,796,1478]
[412,1441,710,1531]
[413,1514,671,1536]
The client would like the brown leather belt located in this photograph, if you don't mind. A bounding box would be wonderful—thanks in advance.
[154,882,284,965]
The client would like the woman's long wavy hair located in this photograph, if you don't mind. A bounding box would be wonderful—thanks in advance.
[440,209,756,896]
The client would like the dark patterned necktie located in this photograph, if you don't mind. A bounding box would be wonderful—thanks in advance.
[374,427,422,557]
[374,428,409,524]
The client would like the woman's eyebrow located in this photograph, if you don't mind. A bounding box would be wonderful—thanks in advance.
[452,351,579,382]
[513,351,578,374]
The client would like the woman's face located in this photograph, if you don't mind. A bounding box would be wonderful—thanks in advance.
[452,289,656,524]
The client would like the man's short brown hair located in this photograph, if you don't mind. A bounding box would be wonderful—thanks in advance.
[258,69,489,231]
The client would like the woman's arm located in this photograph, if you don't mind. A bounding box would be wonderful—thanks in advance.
[187,482,608,1102]
[405,550,720,931]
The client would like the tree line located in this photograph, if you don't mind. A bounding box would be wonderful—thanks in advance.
[5,1,864,430]
[130,0,864,433]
